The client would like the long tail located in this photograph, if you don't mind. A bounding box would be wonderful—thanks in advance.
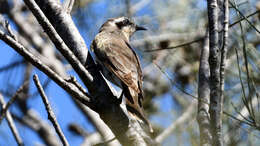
[123,84,153,133]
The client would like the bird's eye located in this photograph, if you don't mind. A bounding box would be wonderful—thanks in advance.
[123,19,130,25]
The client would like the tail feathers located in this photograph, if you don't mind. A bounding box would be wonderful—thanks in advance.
[123,84,153,133]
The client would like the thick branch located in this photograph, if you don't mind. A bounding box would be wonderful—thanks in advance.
[23,0,94,91]
[207,0,222,145]
[219,0,229,142]
[197,32,212,146]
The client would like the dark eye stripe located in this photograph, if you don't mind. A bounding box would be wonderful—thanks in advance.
[123,19,130,25]
[116,19,131,29]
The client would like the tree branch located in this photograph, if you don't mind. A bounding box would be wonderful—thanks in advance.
[0,81,29,123]
[197,32,212,146]
[0,30,92,108]
[155,101,196,143]
[219,0,229,143]
[229,1,260,34]
[33,74,69,146]
[12,109,62,146]
[207,0,222,145]
[23,0,94,90]
[0,94,24,146]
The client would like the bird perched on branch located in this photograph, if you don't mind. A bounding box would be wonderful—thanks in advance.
[91,17,153,132]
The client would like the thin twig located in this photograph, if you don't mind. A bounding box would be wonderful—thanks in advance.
[153,63,198,100]
[229,10,260,27]
[12,110,61,146]
[154,53,260,132]
[229,1,260,34]
[0,94,24,146]
[143,10,260,53]
[4,20,17,41]
[30,78,51,97]
[0,60,25,72]
[234,47,253,119]
[144,38,203,52]
[33,74,69,146]
[223,111,257,128]
[63,0,75,13]
[0,81,29,123]
[230,102,253,124]
[233,0,256,122]
[66,76,91,97]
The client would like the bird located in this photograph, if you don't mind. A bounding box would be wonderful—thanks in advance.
[91,17,153,132]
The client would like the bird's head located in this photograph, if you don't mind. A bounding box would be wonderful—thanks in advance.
[99,17,147,40]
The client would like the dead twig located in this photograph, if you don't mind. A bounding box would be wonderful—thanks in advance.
[33,74,69,146]
[0,94,24,146]
[0,81,29,123]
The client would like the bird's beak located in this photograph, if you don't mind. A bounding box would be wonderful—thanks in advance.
[135,25,147,31]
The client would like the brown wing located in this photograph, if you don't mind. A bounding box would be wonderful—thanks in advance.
[94,32,143,96]
[93,32,152,132]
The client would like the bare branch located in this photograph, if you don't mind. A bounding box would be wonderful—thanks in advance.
[30,0,88,64]
[155,101,196,143]
[197,32,212,146]
[229,10,260,28]
[0,30,92,107]
[0,94,24,146]
[13,109,61,146]
[229,1,260,34]
[7,1,67,77]
[4,20,17,41]
[66,76,91,97]
[144,38,203,52]
[23,0,94,90]
[0,81,29,123]
[132,32,204,48]
[207,0,222,145]
[33,74,69,146]
[0,60,25,72]
[154,63,198,100]
[233,0,256,122]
